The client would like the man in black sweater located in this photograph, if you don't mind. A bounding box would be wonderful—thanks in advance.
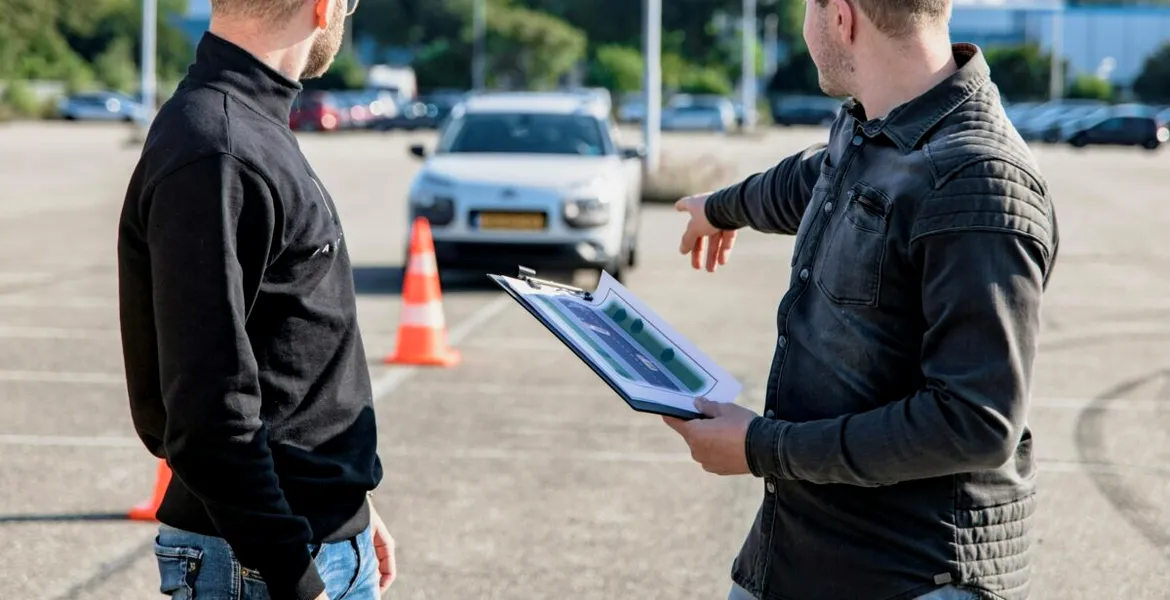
[117,1,392,599]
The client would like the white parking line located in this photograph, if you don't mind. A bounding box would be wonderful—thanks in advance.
[0,433,1163,475]
[0,370,124,384]
[0,295,115,309]
[370,295,512,402]
[0,326,118,340]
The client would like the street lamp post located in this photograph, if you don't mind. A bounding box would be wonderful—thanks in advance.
[140,0,158,127]
[741,0,757,132]
[473,0,487,91]
[643,0,662,174]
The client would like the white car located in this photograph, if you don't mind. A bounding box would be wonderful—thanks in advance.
[405,92,645,280]
[661,95,736,132]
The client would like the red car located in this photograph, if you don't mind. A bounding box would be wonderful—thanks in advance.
[290,91,342,132]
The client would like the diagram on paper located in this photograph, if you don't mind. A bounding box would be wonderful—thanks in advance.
[532,291,715,397]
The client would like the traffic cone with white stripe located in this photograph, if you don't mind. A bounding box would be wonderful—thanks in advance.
[128,459,172,521]
[385,217,461,367]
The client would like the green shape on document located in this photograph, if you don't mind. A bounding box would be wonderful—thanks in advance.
[612,308,628,323]
[660,348,675,363]
[631,319,644,333]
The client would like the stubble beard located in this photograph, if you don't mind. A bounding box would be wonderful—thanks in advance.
[814,19,854,98]
[301,1,346,79]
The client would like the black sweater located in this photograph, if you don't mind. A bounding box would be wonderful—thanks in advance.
[117,33,382,600]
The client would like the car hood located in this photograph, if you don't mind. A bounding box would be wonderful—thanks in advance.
[423,154,619,189]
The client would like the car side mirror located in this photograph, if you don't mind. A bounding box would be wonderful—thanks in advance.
[621,145,646,160]
[409,144,428,159]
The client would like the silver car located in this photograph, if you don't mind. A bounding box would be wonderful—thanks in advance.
[405,92,645,280]
[58,92,147,123]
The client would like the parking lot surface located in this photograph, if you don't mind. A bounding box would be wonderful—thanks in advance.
[0,121,1168,599]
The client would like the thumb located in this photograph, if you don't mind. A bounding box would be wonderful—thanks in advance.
[675,195,696,213]
[694,397,723,417]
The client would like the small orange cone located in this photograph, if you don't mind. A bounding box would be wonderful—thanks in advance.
[128,459,172,521]
[385,217,461,367]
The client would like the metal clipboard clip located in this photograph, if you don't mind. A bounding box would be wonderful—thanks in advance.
[515,265,593,301]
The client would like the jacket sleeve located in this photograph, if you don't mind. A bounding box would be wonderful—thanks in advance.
[144,154,325,600]
[703,143,827,234]
[744,160,1057,486]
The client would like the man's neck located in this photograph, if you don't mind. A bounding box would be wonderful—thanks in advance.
[208,19,309,81]
[852,32,957,120]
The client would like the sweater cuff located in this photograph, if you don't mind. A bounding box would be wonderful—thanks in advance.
[241,543,325,600]
[704,187,740,231]
[745,417,791,479]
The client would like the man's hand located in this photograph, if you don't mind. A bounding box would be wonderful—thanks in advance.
[663,398,758,475]
[675,192,738,272]
[314,593,331,600]
[369,499,397,594]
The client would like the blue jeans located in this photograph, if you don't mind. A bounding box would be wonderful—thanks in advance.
[728,582,979,600]
[153,523,379,600]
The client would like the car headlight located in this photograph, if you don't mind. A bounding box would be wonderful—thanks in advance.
[562,177,616,228]
[410,174,457,226]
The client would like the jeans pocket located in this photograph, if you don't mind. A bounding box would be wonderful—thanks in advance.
[816,181,891,306]
[154,542,203,599]
[239,566,269,600]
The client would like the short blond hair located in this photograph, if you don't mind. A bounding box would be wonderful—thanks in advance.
[209,0,305,22]
[817,0,950,38]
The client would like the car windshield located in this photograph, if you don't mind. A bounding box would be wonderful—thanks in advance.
[438,113,611,156]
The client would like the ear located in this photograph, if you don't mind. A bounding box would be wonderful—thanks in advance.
[313,0,330,29]
[830,0,856,45]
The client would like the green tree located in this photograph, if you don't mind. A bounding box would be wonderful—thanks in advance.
[586,45,644,93]
[303,51,367,90]
[484,2,586,89]
[984,44,1056,102]
[679,66,733,95]
[1132,41,1170,104]
[1067,74,1114,101]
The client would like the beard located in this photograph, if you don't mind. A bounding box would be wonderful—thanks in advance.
[301,0,346,79]
[811,17,854,98]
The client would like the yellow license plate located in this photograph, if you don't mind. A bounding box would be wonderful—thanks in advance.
[478,212,547,230]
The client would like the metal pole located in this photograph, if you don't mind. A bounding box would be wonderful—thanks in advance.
[1048,8,1063,101]
[741,0,757,132]
[140,0,157,126]
[473,0,487,91]
[642,0,662,174]
[764,13,779,83]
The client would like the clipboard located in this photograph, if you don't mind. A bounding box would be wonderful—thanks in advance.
[488,266,743,420]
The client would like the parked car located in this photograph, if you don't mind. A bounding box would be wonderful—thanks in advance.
[57,92,147,122]
[1067,115,1168,150]
[290,91,343,131]
[661,95,736,132]
[1015,100,1108,142]
[770,95,842,126]
[617,92,646,123]
[404,91,645,280]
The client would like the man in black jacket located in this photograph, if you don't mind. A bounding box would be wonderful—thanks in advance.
[117,1,393,599]
[665,1,1058,599]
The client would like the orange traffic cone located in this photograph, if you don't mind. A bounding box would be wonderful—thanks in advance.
[128,459,172,521]
[385,217,461,367]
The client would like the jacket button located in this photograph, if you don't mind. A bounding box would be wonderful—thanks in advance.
[852,135,864,146]
[823,201,833,214]
[778,335,787,348]
[799,268,810,282]
[766,481,776,494]
[765,409,775,418]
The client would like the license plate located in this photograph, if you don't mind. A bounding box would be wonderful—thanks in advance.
[478,212,547,230]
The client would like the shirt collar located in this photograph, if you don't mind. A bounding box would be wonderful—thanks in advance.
[186,32,302,126]
[847,43,992,152]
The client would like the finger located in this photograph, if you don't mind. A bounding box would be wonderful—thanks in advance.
[690,237,703,270]
[662,415,687,434]
[705,234,719,272]
[695,396,722,416]
[674,196,691,212]
[679,226,696,255]
[718,231,736,265]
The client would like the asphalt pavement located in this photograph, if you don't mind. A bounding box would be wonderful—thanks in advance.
[0,121,1167,599]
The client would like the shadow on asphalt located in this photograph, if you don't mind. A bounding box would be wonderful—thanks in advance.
[0,512,129,523]
[352,265,510,296]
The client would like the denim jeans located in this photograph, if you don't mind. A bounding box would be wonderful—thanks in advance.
[727,582,980,600]
[153,523,379,600]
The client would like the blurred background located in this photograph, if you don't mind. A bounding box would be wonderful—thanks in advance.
[2,1,1169,599]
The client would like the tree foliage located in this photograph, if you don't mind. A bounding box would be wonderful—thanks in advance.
[1132,41,1170,104]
